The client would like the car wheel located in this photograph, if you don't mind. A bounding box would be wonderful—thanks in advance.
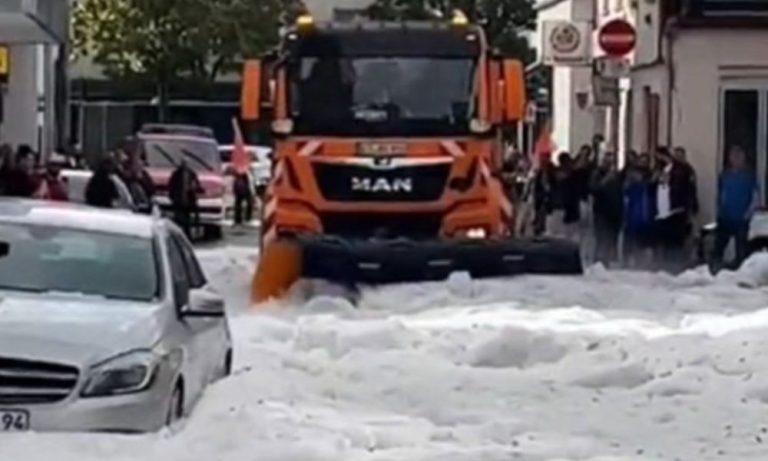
[166,382,184,426]
[220,349,233,379]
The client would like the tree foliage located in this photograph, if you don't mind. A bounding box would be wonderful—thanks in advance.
[367,0,536,62]
[72,0,299,85]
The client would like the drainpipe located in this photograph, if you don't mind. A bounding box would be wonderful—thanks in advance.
[665,21,677,149]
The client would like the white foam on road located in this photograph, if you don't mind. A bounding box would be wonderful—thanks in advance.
[4,246,768,460]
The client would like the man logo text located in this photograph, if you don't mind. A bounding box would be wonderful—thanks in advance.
[351,177,413,193]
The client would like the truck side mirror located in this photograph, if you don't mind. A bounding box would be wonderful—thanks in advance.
[503,60,526,122]
[241,60,262,121]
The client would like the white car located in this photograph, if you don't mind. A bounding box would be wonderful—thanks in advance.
[219,144,272,189]
[0,199,232,432]
[749,210,768,253]
[60,169,150,213]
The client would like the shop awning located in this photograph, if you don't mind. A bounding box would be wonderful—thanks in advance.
[0,0,67,44]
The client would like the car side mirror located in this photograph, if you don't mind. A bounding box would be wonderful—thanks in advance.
[136,202,153,214]
[181,288,225,318]
[0,242,8,258]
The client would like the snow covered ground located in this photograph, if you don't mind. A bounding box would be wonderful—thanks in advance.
[5,245,768,461]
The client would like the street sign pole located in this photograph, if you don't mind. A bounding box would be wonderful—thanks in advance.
[596,19,637,154]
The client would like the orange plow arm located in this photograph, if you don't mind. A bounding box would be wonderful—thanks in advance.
[251,239,303,305]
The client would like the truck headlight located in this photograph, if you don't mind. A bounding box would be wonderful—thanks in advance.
[81,350,159,397]
[462,227,487,239]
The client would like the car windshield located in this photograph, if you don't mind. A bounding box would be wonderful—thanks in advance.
[289,57,476,136]
[0,223,159,302]
[144,138,221,173]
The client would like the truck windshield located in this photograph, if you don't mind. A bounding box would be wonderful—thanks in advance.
[289,57,476,136]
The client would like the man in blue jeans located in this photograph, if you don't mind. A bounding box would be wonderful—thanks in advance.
[713,145,759,271]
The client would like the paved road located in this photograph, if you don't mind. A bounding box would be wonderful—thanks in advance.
[195,223,261,249]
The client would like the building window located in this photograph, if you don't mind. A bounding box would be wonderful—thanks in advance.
[685,0,768,18]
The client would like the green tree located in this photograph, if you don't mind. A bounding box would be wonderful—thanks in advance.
[72,0,296,118]
[367,0,535,62]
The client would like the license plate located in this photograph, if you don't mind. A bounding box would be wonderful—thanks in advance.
[0,410,29,432]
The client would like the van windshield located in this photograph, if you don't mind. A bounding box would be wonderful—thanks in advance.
[143,138,221,173]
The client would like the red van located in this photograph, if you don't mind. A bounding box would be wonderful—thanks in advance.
[131,124,232,238]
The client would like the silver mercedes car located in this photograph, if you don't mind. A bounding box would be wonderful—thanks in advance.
[0,199,232,433]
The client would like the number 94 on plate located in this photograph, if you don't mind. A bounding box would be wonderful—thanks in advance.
[0,410,30,432]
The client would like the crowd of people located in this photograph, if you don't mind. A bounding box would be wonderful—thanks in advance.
[504,137,759,274]
[0,144,71,201]
[1,137,759,272]
[0,143,210,239]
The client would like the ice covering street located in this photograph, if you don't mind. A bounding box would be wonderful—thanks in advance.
[4,247,768,460]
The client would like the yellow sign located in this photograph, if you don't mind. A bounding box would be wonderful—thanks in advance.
[0,46,8,77]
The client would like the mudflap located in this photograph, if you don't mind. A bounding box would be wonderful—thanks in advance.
[299,236,583,285]
[251,239,303,304]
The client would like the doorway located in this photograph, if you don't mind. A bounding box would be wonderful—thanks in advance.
[720,87,767,204]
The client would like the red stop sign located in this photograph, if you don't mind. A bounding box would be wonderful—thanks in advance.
[598,19,637,57]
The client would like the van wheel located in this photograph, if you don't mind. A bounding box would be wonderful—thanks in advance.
[203,225,223,241]
[166,382,184,426]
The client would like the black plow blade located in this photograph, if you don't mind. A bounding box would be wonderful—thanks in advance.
[299,236,584,285]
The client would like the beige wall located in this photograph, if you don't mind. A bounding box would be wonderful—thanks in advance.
[2,45,39,148]
[628,65,667,154]
[670,30,768,223]
[538,0,603,154]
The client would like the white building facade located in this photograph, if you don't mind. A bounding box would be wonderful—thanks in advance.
[535,0,606,155]
[0,0,70,156]
[538,0,768,223]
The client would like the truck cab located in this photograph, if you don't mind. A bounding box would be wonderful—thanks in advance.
[242,11,525,245]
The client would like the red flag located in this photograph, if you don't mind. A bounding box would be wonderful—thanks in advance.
[231,118,250,175]
[533,120,555,165]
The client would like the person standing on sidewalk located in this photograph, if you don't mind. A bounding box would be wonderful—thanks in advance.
[590,151,624,266]
[232,169,255,226]
[168,159,203,238]
[85,157,120,208]
[623,153,655,269]
[574,144,597,263]
[547,153,581,243]
[651,150,691,273]
[712,145,759,272]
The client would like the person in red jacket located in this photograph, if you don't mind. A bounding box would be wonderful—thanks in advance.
[42,162,69,201]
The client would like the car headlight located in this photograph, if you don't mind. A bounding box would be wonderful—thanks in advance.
[81,350,160,398]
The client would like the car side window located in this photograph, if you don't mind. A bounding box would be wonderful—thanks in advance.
[171,232,206,289]
[166,235,190,291]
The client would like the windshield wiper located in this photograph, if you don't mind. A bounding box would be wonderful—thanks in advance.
[0,285,46,294]
[180,148,213,171]
[153,145,179,168]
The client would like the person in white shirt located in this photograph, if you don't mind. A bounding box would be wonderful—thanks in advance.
[652,148,691,273]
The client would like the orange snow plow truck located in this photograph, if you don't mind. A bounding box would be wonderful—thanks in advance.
[242,10,583,304]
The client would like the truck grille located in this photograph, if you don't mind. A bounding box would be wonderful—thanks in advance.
[313,163,450,202]
[0,357,79,405]
[320,212,443,239]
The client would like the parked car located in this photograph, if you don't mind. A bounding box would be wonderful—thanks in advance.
[60,169,153,213]
[0,199,232,432]
[124,124,232,238]
[749,210,768,254]
[219,144,272,194]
